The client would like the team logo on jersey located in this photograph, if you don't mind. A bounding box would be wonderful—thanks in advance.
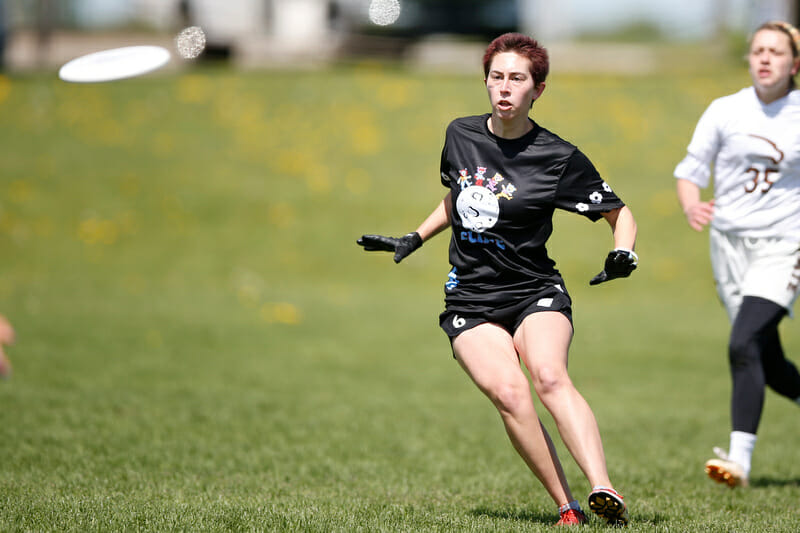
[457,186,500,232]
[455,167,515,232]
[744,134,783,194]
[747,134,784,165]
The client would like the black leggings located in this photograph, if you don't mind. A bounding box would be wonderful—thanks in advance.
[729,296,800,434]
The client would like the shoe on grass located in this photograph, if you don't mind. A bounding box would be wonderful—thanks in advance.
[555,507,587,526]
[705,456,749,488]
[588,486,628,527]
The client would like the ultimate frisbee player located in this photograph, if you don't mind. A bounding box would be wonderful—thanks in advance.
[675,21,800,488]
[359,33,637,526]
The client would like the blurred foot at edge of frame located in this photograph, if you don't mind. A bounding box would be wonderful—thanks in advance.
[0,315,15,379]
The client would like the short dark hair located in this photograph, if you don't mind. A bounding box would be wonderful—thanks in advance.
[483,33,549,85]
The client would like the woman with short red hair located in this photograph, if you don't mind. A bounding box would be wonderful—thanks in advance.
[360,32,637,526]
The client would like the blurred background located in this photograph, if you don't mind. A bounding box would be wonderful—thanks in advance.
[1,0,799,74]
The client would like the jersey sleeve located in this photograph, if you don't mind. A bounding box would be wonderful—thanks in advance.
[553,149,624,222]
[673,100,722,189]
[440,123,454,188]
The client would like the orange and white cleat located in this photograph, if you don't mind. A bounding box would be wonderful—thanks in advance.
[705,448,749,488]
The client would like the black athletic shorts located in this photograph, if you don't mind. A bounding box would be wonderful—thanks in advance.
[439,283,573,340]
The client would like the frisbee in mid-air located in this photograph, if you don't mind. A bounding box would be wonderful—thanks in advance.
[59,45,171,83]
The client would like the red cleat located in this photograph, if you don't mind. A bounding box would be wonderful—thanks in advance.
[555,508,587,526]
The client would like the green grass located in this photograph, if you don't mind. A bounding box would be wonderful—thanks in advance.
[1,55,799,531]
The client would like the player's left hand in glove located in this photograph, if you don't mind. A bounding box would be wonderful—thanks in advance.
[357,232,423,263]
[590,248,638,285]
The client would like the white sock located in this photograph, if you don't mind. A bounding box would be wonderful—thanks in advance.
[559,500,582,514]
[728,431,757,476]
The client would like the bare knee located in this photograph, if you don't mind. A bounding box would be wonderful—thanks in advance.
[530,366,571,402]
[488,379,532,418]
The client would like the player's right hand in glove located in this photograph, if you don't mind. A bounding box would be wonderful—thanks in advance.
[357,232,423,264]
[590,248,638,286]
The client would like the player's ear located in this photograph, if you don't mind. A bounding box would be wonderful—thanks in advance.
[534,82,546,100]
[530,82,546,107]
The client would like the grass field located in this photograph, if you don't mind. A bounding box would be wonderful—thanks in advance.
[1,51,799,531]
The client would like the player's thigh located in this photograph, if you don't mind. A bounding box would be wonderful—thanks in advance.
[742,239,800,316]
[513,311,573,380]
[452,323,525,395]
[710,228,747,321]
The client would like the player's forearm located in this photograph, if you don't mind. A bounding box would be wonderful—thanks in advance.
[601,206,637,250]
[676,178,702,214]
[610,206,637,250]
[415,193,452,242]
[676,178,714,231]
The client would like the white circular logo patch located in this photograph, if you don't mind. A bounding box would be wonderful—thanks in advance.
[456,186,499,233]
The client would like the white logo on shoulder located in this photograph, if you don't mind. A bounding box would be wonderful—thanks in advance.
[456,185,499,233]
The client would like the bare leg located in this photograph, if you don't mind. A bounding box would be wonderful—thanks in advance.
[514,312,613,489]
[453,323,574,507]
[0,315,14,379]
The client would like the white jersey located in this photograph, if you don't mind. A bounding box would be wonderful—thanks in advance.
[674,87,800,239]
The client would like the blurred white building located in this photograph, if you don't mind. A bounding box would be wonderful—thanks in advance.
[2,0,798,71]
[9,1,799,45]
[10,0,800,35]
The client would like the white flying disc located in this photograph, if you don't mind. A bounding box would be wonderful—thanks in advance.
[59,45,171,83]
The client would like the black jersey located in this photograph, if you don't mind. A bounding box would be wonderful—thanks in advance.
[440,114,624,308]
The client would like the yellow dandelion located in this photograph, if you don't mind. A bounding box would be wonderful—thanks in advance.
[7,180,34,204]
[77,217,119,245]
[350,123,383,155]
[176,74,212,104]
[275,149,306,176]
[260,302,302,325]
[376,79,418,109]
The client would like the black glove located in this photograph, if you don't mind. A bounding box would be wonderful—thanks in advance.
[590,248,638,286]
[357,232,423,263]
